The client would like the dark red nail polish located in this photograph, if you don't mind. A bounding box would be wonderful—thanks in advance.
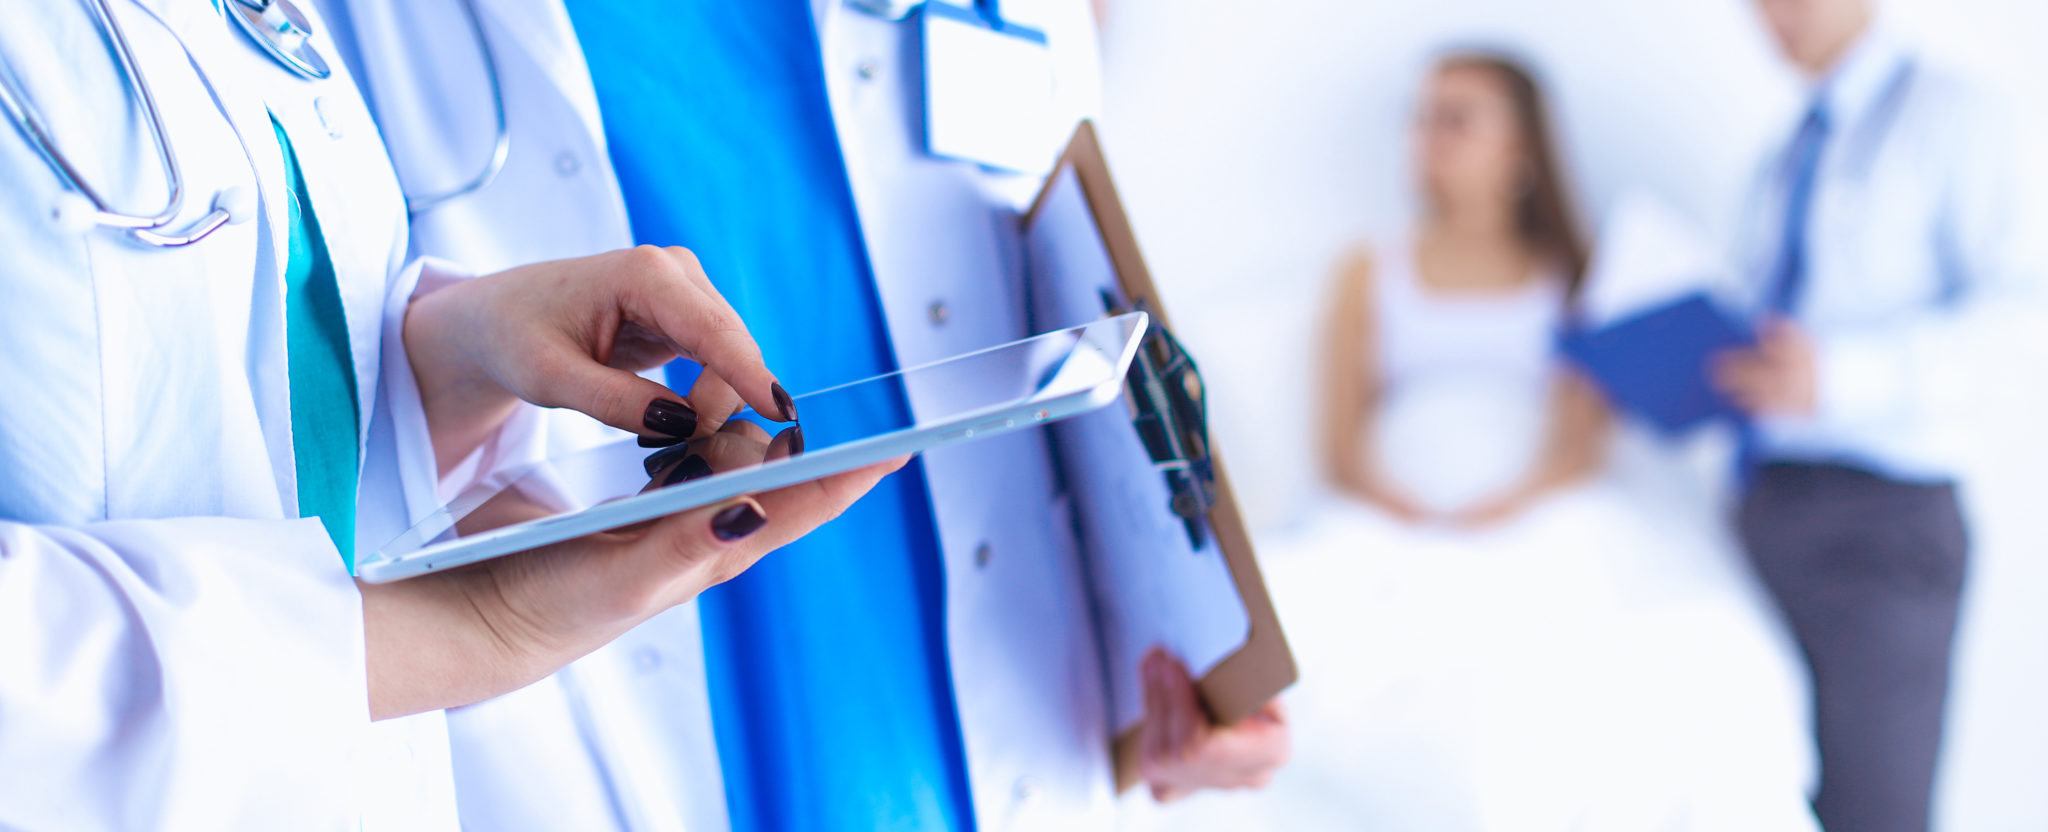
[771,383,797,422]
[639,434,685,448]
[663,454,714,487]
[787,424,805,455]
[712,503,767,541]
[644,399,698,438]
[643,444,690,477]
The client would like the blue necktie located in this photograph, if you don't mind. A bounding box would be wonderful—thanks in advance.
[564,2,975,830]
[1738,102,1830,480]
[1767,103,1831,314]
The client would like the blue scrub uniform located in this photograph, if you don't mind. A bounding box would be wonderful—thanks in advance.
[565,3,975,830]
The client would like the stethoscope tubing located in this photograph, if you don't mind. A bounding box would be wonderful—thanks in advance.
[401,0,510,217]
[0,0,206,239]
[1,0,510,249]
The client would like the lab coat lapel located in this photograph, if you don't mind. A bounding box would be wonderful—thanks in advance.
[272,97,407,461]
[815,0,841,41]
[177,0,405,463]
[108,0,301,514]
[169,1,296,476]
[254,16,409,458]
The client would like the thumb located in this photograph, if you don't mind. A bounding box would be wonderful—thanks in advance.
[599,496,772,609]
[1155,651,1206,755]
[537,354,701,441]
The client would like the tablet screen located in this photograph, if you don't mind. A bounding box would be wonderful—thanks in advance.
[367,312,1144,575]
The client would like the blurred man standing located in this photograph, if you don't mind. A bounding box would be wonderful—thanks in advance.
[1716,1,2047,829]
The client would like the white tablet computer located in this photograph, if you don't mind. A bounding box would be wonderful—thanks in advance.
[356,311,1148,583]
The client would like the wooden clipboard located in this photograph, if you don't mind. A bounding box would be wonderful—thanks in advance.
[1021,120,1298,791]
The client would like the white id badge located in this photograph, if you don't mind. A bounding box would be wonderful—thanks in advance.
[920,2,1060,174]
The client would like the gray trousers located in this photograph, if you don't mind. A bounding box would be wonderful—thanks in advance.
[1739,462,1969,832]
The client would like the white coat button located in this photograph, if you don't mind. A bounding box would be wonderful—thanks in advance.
[555,151,581,177]
[856,58,881,81]
[634,647,663,673]
[928,300,949,326]
[974,542,992,569]
[1013,778,1037,805]
[314,96,343,139]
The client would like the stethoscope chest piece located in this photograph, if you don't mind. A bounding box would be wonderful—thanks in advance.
[225,0,330,80]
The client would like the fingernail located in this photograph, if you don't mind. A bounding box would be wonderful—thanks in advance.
[639,434,685,448]
[644,399,699,438]
[663,454,714,487]
[712,502,768,541]
[771,383,797,422]
[643,444,691,477]
[786,424,805,455]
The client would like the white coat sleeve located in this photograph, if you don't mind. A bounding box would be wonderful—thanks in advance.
[0,260,549,831]
[375,257,565,527]
[0,517,367,831]
[1809,86,2048,431]
[378,255,636,531]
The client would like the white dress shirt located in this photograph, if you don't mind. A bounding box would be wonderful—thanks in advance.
[1735,26,2048,482]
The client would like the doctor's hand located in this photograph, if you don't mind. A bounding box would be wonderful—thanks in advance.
[1710,319,1819,418]
[405,246,794,474]
[1136,648,1291,803]
[360,456,907,721]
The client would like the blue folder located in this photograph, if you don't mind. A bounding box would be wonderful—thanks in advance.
[1559,293,1755,436]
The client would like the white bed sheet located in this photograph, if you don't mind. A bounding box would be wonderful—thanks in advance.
[1121,432,1822,831]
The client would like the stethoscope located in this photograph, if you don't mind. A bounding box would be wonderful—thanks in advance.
[0,0,508,249]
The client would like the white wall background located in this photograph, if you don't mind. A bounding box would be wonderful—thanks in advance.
[1093,1,2048,828]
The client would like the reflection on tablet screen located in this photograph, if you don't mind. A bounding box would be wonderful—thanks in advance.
[422,326,1092,549]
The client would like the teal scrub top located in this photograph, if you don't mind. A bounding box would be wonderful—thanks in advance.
[272,119,361,566]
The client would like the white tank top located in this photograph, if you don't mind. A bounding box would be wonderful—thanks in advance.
[1372,240,1565,393]
[1367,239,1568,511]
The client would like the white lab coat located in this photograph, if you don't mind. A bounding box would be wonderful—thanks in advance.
[323,1,729,830]
[0,0,525,828]
[333,1,1129,829]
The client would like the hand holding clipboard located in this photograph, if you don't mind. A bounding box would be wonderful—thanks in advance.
[1559,293,1757,436]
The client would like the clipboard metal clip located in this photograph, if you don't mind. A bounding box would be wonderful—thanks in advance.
[1102,289,1216,549]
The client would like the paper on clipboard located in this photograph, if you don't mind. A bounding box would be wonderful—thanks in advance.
[1025,165,1252,735]
[1021,121,1298,791]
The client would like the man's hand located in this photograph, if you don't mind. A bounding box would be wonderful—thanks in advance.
[1711,318,1819,418]
[1136,648,1291,803]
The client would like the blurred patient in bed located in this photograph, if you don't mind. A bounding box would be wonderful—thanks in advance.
[1173,47,1826,832]
[1319,52,1609,527]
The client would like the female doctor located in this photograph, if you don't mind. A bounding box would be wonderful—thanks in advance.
[0,1,896,829]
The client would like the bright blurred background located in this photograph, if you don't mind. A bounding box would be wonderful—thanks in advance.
[1093,0,2048,829]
